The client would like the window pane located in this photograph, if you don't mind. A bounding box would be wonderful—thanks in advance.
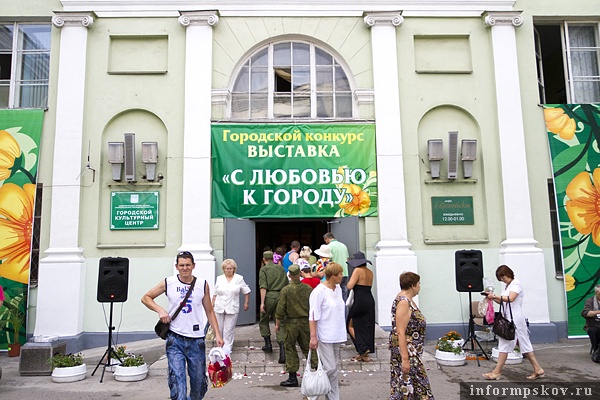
[316,66,333,89]
[315,47,332,65]
[0,25,13,50]
[19,24,51,51]
[317,93,333,118]
[274,94,291,117]
[250,94,268,118]
[573,81,600,103]
[292,43,310,65]
[292,67,310,92]
[335,66,350,90]
[274,43,291,66]
[0,84,9,108]
[336,93,352,118]
[17,83,48,108]
[293,95,310,117]
[0,54,11,79]
[231,93,250,119]
[233,65,249,92]
[569,25,596,48]
[251,67,268,92]
[274,68,291,92]
[252,48,267,66]
[20,53,50,80]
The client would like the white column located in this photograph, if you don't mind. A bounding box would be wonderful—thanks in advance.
[34,13,93,337]
[178,12,218,287]
[364,12,418,324]
[485,12,549,322]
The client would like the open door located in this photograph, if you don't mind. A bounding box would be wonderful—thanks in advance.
[224,218,257,325]
[328,216,359,274]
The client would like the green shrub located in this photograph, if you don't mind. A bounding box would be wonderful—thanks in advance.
[49,353,84,368]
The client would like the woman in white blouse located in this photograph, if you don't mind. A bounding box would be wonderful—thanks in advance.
[212,259,251,354]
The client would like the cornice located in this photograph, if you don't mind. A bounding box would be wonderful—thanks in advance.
[178,11,219,28]
[364,12,404,27]
[484,11,523,28]
[52,12,95,29]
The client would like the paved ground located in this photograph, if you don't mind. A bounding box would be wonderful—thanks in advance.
[0,326,598,399]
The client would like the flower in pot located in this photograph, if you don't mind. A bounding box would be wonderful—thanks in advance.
[49,352,87,383]
[113,345,148,382]
[435,331,466,366]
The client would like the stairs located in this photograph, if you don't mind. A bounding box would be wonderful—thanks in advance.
[204,324,391,374]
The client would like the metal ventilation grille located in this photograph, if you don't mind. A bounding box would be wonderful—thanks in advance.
[124,133,136,182]
[448,131,458,179]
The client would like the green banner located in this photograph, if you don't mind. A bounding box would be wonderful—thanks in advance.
[431,196,474,225]
[0,109,44,349]
[545,104,600,336]
[211,124,378,219]
[111,191,159,230]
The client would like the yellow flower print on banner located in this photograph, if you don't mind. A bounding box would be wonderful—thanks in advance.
[338,184,371,216]
[566,169,600,247]
[564,274,576,292]
[0,183,35,284]
[0,130,21,180]
[544,108,576,140]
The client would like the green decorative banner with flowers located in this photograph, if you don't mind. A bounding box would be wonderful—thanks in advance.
[545,104,600,336]
[0,109,43,349]
[211,124,378,218]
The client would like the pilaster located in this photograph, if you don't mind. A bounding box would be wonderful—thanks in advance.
[178,11,219,285]
[364,12,418,324]
[35,12,94,337]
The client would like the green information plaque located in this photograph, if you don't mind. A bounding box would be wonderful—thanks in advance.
[431,196,474,225]
[111,191,159,230]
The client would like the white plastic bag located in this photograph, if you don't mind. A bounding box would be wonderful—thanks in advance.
[301,348,331,397]
[346,290,354,308]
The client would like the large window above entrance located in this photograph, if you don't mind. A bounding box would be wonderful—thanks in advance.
[231,41,353,119]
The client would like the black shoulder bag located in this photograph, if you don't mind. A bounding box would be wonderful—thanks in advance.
[154,277,197,340]
[493,297,516,341]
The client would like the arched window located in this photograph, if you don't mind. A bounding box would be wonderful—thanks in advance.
[231,41,352,119]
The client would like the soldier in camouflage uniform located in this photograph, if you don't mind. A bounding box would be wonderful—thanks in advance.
[259,250,288,362]
[275,264,318,387]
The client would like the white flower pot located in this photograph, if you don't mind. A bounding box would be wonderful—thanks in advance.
[114,363,148,382]
[52,364,87,383]
[435,350,467,366]
[491,347,523,365]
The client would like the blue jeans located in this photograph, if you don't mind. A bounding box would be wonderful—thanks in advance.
[166,331,208,400]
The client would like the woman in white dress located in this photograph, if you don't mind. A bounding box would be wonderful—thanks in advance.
[483,265,544,380]
[212,259,251,354]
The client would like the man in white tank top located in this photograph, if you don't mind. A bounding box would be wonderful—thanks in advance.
[142,251,223,400]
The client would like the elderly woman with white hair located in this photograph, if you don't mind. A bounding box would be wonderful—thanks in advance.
[212,259,251,354]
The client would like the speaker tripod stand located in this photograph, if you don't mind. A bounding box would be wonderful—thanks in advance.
[462,291,489,366]
[92,302,123,382]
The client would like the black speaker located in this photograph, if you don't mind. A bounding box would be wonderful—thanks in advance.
[97,257,129,302]
[455,250,483,292]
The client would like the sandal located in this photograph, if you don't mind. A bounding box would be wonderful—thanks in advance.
[360,352,372,362]
[526,370,545,380]
[483,372,502,380]
[351,355,363,362]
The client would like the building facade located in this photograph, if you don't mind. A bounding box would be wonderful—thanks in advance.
[1,0,598,350]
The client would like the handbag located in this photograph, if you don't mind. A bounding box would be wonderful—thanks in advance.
[346,289,354,308]
[154,277,197,340]
[300,348,331,397]
[485,298,495,325]
[493,298,516,340]
[208,347,232,388]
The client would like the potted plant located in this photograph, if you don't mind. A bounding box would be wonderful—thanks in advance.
[49,352,87,382]
[0,298,25,357]
[491,345,523,365]
[435,331,466,366]
[112,345,148,382]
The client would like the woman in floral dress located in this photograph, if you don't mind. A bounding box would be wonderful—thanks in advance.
[389,272,434,399]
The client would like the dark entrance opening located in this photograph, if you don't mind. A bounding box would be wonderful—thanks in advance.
[254,219,328,309]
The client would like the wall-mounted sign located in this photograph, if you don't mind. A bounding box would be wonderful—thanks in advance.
[431,196,474,225]
[111,191,159,230]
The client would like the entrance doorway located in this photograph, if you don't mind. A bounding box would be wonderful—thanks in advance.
[224,217,358,325]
